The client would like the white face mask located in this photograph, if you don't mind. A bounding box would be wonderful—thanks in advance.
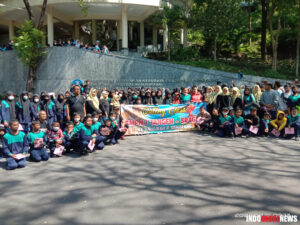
[110,117,116,120]
[23,96,28,100]
[223,112,228,116]
[74,118,80,122]
[92,118,98,122]
[34,99,39,103]
[52,127,59,132]
[8,96,14,101]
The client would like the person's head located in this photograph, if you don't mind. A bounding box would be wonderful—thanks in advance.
[91,88,98,97]
[274,81,281,89]
[292,86,298,95]
[263,112,271,121]
[265,83,272,91]
[217,81,221,86]
[109,112,116,121]
[58,93,64,102]
[83,116,92,127]
[232,87,239,97]
[0,124,6,136]
[157,90,162,96]
[151,91,156,97]
[73,85,81,96]
[254,85,259,92]
[113,106,120,115]
[66,122,74,132]
[192,85,198,94]
[52,122,60,132]
[284,85,290,94]
[212,108,218,116]
[105,119,112,127]
[38,110,47,121]
[235,108,242,117]
[6,91,14,101]
[200,106,206,113]
[92,112,99,123]
[21,91,29,101]
[136,97,142,104]
[250,107,257,116]
[222,107,229,116]
[244,87,250,96]
[65,91,71,98]
[278,112,285,120]
[183,88,188,95]
[222,87,229,95]
[86,80,90,86]
[9,120,19,132]
[73,113,81,123]
[291,107,299,117]
[31,121,41,132]
[43,94,50,102]
[33,94,39,103]
[146,91,151,97]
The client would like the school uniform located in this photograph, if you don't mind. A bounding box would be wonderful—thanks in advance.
[30,101,40,121]
[3,131,29,170]
[217,115,233,137]
[216,95,231,111]
[55,98,65,123]
[270,111,287,136]
[1,97,16,124]
[92,121,106,150]
[63,130,75,152]
[40,99,56,126]
[180,94,191,104]
[78,126,95,152]
[47,129,64,156]
[100,99,110,116]
[231,115,244,136]
[243,114,260,136]
[286,114,300,138]
[16,94,31,132]
[100,124,116,145]
[27,131,49,162]
[0,135,4,159]
[259,118,270,136]
[208,114,220,132]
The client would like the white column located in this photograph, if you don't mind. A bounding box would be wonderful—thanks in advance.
[47,7,54,47]
[183,27,187,47]
[180,29,184,45]
[140,21,145,47]
[121,4,128,51]
[117,20,122,51]
[92,20,96,44]
[8,21,14,40]
[163,25,168,51]
[74,21,79,40]
[153,26,157,46]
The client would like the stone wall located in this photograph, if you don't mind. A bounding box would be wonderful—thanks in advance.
[0,47,287,94]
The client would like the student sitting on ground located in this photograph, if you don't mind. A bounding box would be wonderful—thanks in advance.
[217,107,233,137]
[243,107,260,137]
[63,122,75,153]
[47,121,64,157]
[100,119,116,145]
[27,121,49,162]
[91,112,106,150]
[78,115,97,155]
[270,110,287,137]
[196,106,211,131]
[3,120,29,170]
[0,124,6,160]
[231,108,244,137]
[208,108,219,133]
[285,107,300,141]
[259,112,271,137]
[73,113,84,134]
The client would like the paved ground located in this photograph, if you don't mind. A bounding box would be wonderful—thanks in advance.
[0,132,299,225]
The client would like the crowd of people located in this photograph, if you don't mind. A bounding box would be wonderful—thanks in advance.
[0,78,300,170]
[0,40,14,52]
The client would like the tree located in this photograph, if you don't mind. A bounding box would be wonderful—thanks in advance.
[14,21,46,92]
[261,0,268,61]
[269,0,283,71]
[296,0,300,77]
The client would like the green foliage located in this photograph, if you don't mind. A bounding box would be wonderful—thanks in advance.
[14,20,46,68]
[171,46,201,60]
[78,0,89,17]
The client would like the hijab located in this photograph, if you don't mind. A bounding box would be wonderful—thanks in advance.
[206,87,214,104]
[6,91,16,120]
[252,85,262,102]
[231,87,240,104]
[18,91,30,119]
[213,85,222,104]
[87,88,100,111]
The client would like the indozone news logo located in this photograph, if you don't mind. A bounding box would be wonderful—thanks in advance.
[234,213,298,223]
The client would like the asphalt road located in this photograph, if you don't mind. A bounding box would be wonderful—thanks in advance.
[0,132,299,225]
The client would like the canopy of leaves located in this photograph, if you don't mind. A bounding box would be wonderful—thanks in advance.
[14,20,46,67]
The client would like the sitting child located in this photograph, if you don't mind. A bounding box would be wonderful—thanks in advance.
[270,110,287,137]
[231,108,244,137]
[27,121,49,162]
[259,112,271,137]
[63,122,75,153]
[100,119,116,145]
[3,120,29,170]
[47,121,64,157]
[196,106,211,131]
[208,108,219,133]
[285,107,300,141]
[91,112,106,150]
[217,107,233,137]
[78,116,96,155]
[243,107,260,137]
[0,124,6,160]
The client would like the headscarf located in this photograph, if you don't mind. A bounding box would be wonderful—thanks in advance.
[55,93,65,113]
[18,91,30,119]
[110,95,120,109]
[87,88,100,111]
[205,86,214,104]
[100,91,108,100]
[31,94,40,112]
[213,85,222,104]
[252,85,262,103]
[222,87,230,96]
[231,87,240,105]
[6,91,16,120]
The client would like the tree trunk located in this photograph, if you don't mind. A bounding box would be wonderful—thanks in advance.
[37,0,48,30]
[296,1,300,77]
[269,0,283,71]
[23,0,34,21]
[26,66,35,92]
[168,31,171,61]
[248,1,252,46]
[261,0,268,61]
[213,36,217,61]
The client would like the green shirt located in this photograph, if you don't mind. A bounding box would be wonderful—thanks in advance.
[232,115,244,125]
[27,131,45,144]
[73,122,84,134]
[219,115,231,124]
[91,122,101,132]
